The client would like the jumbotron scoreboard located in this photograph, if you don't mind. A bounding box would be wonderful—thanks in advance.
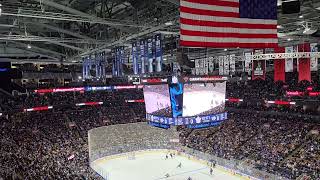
[142,76,228,129]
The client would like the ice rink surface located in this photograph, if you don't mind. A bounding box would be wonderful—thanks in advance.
[92,151,243,180]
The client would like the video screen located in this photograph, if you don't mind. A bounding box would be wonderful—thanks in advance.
[182,82,226,117]
[143,84,172,116]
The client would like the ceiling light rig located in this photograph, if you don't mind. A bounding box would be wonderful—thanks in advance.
[302,22,317,35]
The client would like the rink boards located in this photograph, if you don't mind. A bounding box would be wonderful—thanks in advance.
[90,149,258,180]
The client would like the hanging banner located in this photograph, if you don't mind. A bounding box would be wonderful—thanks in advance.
[252,49,265,80]
[223,56,230,75]
[195,59,200,75]
[252,60,266,80]
[310,43,318,71]
[244,52,252,73]
[82,57,86,79]
[274,47,285,82]
[132,42,138,74]
[229,54,236,74]
[155,34,162,72]
[144,39,149,73]
[285,47,294,72]
[293,45,299,72]
[208,57,214,74]
[298,43,311,82]
[117,47,122,76]
[204,58,209,75]
[120,46,125,76]
[218,56,224,75]
[112,49,118,76]
[140,40,145,74]
[147,38,153,73]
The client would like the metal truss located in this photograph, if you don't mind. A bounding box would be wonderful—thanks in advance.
[2,8,145,28]
[194,52,320,62]
[0,35,107,44]
[248,52,320,61]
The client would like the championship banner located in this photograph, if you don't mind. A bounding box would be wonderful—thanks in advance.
[208,57,214,73]
[252,60,266,80]
[223,56,230,75]
[293,45,299,72]
[204,58,209,75]
[112,52,116,76]
[119,46,125,76]
[310,43,318,71]
[298,43,311,82]
[82,57,87,79]
[155,34,162,72]
[132,42,139,74]
[285,46,294,72]
[194,59,200,75]
[113,48,119,76]
[117,47,122,76]
[144,39,149,73]
[244,52,252,73]
[252,49,265,80]
[147,38,153,73]
[140,39,145,74]
[218,56,224,75]
[230,54,236,74]
[274,47,285,82]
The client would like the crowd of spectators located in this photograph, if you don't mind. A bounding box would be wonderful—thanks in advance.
[181,112,319,179]
[226,78,320,115]
[0,89,145,179]
[1,78,319,179]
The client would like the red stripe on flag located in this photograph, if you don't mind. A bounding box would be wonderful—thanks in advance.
[183,0,239,7]
[180,18,277,29]
[180,40,279,48]
[181,29,277,39]
[180,6,239,17]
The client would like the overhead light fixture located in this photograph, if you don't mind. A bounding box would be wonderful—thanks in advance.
[299,15,304,18]
[27,44,31,49]
[287,38,292,41]
[165,21,173,26]
[224,49,228,51]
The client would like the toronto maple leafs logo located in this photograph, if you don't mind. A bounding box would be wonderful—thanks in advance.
[196,116,201,124]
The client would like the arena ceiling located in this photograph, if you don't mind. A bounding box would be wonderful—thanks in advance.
[0,0,319,64]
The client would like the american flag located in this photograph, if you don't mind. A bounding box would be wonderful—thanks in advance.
[180,0,278,48]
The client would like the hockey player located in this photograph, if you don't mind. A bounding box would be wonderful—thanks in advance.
[177,162,182,168]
